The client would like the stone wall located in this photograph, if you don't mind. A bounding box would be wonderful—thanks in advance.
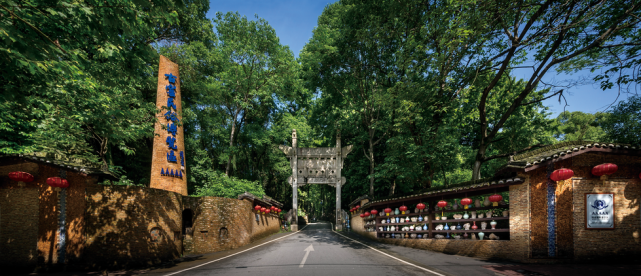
[0,188,40,267]
[179,197,281,256]
[82,185,183,269]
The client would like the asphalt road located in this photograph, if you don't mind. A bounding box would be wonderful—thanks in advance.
[155,222,501,276]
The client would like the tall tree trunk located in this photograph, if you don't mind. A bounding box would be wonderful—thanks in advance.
[472,143,487,180]
[368,138,375,196]
[225,110,239,176]
[388,178,396,196]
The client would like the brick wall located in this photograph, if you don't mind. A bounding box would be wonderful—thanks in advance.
[572,178,641,262]
[0,188,39,267]
[83,185,183,269]
[182,197,281,255]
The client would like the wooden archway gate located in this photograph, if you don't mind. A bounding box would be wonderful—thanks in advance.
[279,129,352,230]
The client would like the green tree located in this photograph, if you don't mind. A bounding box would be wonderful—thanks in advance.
[553,111,608,141]
[600,95,641,145]
[211,12,301,176]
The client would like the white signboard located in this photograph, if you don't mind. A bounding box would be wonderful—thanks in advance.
[585,193,615,229]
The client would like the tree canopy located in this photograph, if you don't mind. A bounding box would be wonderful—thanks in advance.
[2,0,640,214]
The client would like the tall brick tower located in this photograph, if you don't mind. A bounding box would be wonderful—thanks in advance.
[150,56,188,195]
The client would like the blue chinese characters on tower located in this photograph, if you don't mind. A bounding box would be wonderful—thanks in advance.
[161,73,184,179]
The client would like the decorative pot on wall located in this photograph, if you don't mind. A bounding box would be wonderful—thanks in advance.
[463,223,470,230]
[406,216,410,222]
[452,199,459,210]
[410,225,415,231]
[478,213,484,218]
[481,221,487,230]
[411,233,417,239]
[503,210,509,217]
[475,198,482,208]
[387,218,391,223]
[400,217,405,223]
[417,234,422,239]
[395,217,400,223]
[435,224,444,230]
[464,232,468,239]
[390,226,395,231]
[456,223,462,230]
[463,212,469,219]
[423,216,428,222]
[490,220,497,229]
[395,208,400,215]
[423,223,428,230]
[444,223,450,230]
[446,232,451,239]
[478,232,485,240]
[472,221,478,230]
[435,214,440,220]
[483,197,491,207]
[487,210,493,217]
[418,216,423,222]
[470,211,477,219]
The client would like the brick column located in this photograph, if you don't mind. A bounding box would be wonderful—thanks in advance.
[150,55,188,196]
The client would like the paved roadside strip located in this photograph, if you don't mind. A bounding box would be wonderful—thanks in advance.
[330,227,451,276]
[333,230,501,276]
[153,225,308,276]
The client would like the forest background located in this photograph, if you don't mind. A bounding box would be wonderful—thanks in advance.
[1,0,640,219]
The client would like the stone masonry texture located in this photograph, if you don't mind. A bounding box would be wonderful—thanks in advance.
[1,158,282,270]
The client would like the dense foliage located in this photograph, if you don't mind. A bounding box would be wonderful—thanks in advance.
[2,0,640,215]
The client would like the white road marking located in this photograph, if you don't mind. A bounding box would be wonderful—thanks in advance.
[164,224,308,276]
[332,227,446,276]
[299,244,315,268]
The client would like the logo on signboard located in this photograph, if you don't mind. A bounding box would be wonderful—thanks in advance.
[591,199,609,210]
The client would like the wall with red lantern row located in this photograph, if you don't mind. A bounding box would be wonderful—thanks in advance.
[529,153,641,261]
[0,159,98,268]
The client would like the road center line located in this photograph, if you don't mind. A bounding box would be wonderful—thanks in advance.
[331,225,446,276]
[164,224,308,276]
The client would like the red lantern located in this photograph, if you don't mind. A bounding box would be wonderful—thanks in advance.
[370,209,379,216]
[437,200,447,208]
[254,205,261,212]
[265,209,271,214]
[8,171,34,187]
[355,205,360,210]
[399,205,407,214]
[260,207,267,214]
[384,208,392,216]
[550,168,574,182]
[489,194,503,207]
[278,208,281,213]
[460,198,472,209]
[364,211,371,217]
[592,163,618,179]
[46,177,68,190]
[416,203,426,211]
[359,213,365,218]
